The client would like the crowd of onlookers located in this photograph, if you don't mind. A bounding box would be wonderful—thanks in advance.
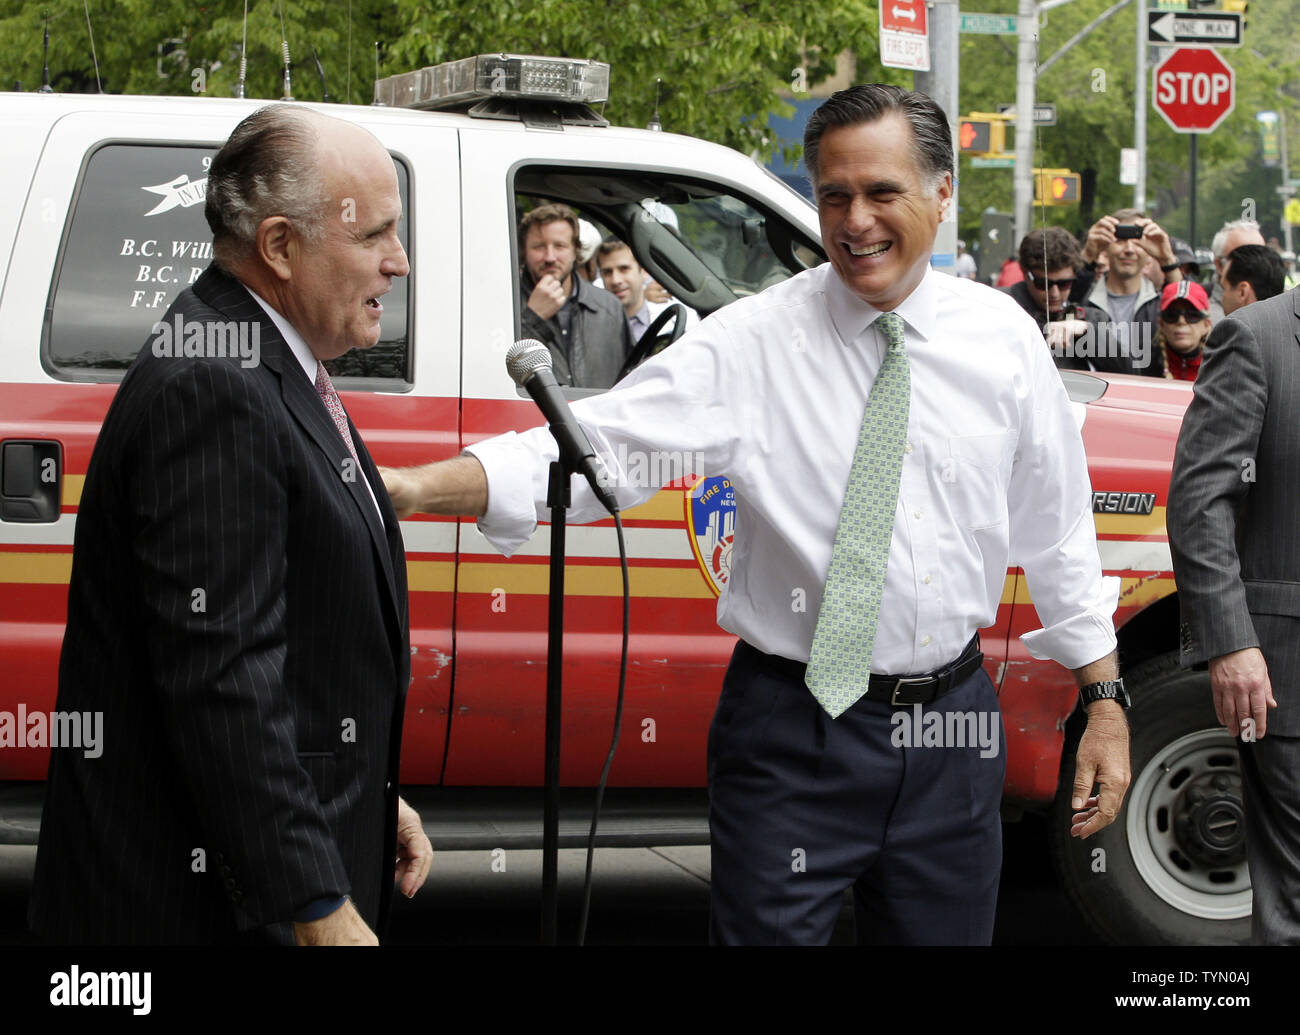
[525,195,1295,390]
[958,216,1295,382]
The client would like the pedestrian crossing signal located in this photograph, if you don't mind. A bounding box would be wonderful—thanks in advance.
[959,120,991,153]
[1034,170,1081,205]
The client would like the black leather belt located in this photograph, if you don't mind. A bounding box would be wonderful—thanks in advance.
[743,634,984,708]
[864,634,984,706]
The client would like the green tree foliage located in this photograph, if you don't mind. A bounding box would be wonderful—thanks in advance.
[2,0,1296,247]
[0,0,879,162]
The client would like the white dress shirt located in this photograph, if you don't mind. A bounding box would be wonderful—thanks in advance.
[247,289,384,523]
[468,263,1118,675]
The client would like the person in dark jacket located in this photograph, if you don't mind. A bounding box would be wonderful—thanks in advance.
[1004,227,1151,375]
[518,203,634,388]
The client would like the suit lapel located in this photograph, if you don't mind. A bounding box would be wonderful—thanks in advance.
[191,265,402,637]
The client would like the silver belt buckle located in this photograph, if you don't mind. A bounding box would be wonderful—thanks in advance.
[890,675,932,707]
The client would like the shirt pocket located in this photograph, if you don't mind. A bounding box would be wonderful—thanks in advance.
[944,432,1015,531]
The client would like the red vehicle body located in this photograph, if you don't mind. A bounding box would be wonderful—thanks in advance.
[0,87,1240,945]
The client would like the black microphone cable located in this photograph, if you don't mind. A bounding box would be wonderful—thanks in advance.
[577,511,630,946]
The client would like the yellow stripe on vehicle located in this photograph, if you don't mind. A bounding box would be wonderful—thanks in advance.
[621,490,687,522]
[63,476,84,507]
[0,552,73,584]
[1094,506,1166,537]
[455,561,715,599]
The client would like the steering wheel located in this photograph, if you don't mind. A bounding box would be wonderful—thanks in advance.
[616,303,687,383]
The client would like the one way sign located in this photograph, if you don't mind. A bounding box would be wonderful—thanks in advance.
[1146,10,1242,48]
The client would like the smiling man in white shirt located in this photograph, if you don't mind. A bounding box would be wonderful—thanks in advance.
[383,84,1130,945]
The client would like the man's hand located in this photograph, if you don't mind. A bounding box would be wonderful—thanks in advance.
[527,273,567,320]
[293,898,378,946]
[1046,318,1088,354]
[1135,216,1178,268]
[394,796,433,898]
[644,279,671,304]
[1209,646,1277,740]
[1069,701,1131,838]
[1081,215,1116,264]
[380,465,421,519]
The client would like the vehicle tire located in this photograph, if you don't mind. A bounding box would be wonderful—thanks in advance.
[1047,650,1251,945]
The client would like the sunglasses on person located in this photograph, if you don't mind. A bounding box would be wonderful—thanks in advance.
[1160,307,1207,324]
[1025,270,1076,291]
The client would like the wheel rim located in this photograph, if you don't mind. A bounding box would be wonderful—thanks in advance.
[1126,727,1252,921]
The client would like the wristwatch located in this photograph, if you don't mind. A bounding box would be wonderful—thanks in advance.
[1079,678,1130,709]
[1160,261,1180,273]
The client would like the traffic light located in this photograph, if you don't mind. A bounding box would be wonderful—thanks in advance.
[1033,169,1081,205]
[1222,0,1248,30]
[958,118,1005,156]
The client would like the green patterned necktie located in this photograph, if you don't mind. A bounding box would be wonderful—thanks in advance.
[806,311,911,718]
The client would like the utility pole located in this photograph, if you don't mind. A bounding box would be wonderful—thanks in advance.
[1134,0,1147,211]
[915,0,961,271]
[1013,0,1039,242]
[1282,112,1294,254]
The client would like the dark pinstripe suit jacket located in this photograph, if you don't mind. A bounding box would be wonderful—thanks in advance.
[1168,287,1300,736]
[29,264,410,944]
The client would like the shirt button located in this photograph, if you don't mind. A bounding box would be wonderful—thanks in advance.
[921,635,932,646]
[905,442,914,454]
[924,574,932,585]
[913,509,922,519]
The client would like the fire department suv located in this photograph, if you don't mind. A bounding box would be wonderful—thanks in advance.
[0,55,1241,945]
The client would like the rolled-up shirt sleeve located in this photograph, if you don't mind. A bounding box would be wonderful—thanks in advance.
[1008,341,1119,670]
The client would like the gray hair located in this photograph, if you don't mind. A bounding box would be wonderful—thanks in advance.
[803,84,952,197]
[205,105,328,268]
[1212,218,1261,260]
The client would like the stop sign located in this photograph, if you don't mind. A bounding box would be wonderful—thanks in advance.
[1153,47,1235,133]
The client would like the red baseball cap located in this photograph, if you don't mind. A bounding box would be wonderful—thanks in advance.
[1160,279,1210,317]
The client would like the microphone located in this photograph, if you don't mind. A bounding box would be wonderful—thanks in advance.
[506,340,619,515]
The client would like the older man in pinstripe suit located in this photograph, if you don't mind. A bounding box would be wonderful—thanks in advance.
[1168,284,1300,944]
[29,106,430,945]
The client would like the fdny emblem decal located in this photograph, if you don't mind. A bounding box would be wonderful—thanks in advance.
[142,174,208,216]
[686,475,736,597]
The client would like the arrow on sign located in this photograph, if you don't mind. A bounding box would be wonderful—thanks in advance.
[892,5,916,21]
[1149,12,1176,42]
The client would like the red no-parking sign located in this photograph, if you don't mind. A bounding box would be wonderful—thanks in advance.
[1153,47,1235,133]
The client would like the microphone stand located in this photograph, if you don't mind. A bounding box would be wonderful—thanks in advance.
[542,459,570,946]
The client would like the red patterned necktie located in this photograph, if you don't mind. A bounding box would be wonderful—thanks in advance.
[314,364,360,465]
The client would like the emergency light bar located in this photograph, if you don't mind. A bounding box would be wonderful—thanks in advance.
[375,54,610,110]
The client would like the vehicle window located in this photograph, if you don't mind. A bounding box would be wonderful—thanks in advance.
[45,143,411,385]
[653,194,806,297]
[512,166,823,391]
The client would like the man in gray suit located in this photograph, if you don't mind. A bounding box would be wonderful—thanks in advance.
[1168,283,1300,944]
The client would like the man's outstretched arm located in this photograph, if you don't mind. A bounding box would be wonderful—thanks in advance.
[382,454,488,519]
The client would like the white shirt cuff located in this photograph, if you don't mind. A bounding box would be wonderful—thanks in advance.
[1019,575,1120,670]
[464,433,546,556]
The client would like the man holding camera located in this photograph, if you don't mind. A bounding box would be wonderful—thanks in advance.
[1078,210,1184,378]
[1005,227,1138,374]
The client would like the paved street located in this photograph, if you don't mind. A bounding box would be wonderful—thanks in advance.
[0,814,1097,946]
